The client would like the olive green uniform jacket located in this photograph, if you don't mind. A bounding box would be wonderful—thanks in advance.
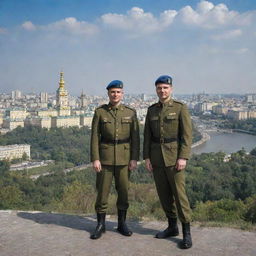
[143,99,192,166]
[91,103,140,165]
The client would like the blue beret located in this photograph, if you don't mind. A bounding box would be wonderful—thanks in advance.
[155,75,172,86]
[106,80,123,90]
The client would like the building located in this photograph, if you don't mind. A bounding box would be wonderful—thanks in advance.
[40,92,48,104]
[227,110,248,120]
[194,102,219,113]
[2,118,24,130]
[245,94,256,104]
[5,109,28,119]
[51,115,80,128]
[80,115,93,127]
[0,144,30,161]
[248,110,256,119]
[212,105,229,115]
[36,109,58,117]
[2,108,27,130]
[80,91,87,109]
[2,71,93,130]
[11,90,22,100]
[0,111,4,127]
[25,116,52,129]
[56,71,71,116]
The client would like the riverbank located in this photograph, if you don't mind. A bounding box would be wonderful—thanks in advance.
[192,132,211,149]
[192,131,256,154]
[192,127,256,150]
[233,129,256,135]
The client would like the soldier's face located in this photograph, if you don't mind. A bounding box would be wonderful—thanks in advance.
[156,83,172,102]
[108,88,124,105]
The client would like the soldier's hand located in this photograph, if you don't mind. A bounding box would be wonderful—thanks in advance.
[145,158,153,172]
[129,160,137,171]
[92,160,102,172]
[176,158,187,171]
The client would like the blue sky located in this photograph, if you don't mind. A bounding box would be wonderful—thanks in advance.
[1,0,256,95]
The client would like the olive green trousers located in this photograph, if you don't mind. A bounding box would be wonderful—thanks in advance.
[152,165,192,223]
[95,165,130,213]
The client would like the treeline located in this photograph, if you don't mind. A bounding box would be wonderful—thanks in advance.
[0,124,201,166]
[0,126,91,165]
[1,148,256,226]
[187,149,256,205]
[218,119,256,134]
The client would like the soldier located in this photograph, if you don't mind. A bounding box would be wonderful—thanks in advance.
[90,80,140,239]
[143,75,193,249]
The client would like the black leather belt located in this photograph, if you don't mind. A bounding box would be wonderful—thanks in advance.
[152,137,177,143]
[101,138,130,144]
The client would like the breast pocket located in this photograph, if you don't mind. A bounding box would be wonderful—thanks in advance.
[100,118,112,132]
[165,115,176,122]
[150,116,159,136]
[121,117,132,134]
[164,115,178,135]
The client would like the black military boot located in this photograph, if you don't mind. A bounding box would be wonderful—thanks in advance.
[155,217,179,238]
[90,213,106,239]
[117,210,133,236]
[179,222,192,249]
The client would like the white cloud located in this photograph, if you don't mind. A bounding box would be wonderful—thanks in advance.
[21,17,98,36]
[177,1,240,28]
[22,21,36,31]
[100,1,255,36]
[197,1,215,14]
[211,29,242,40]
[101,7,177,33]
[44,17,99,35]
[18,2,256,38]
[159,10,178,27]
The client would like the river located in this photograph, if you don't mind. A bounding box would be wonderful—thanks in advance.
[192,131,256,154]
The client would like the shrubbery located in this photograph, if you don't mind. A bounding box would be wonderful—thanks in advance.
[193,199,246,223]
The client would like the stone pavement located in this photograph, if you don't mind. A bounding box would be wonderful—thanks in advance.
[0,210,256,256]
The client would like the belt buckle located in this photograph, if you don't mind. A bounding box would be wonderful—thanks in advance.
[114,139,118,144]
[160,138,164,144]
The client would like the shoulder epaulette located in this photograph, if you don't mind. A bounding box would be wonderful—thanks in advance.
[173,100,184,105]
[123,105,136,112]
[148,103,158,108]
[96,104,108,110]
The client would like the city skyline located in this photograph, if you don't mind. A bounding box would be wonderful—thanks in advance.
[1,0,256,95]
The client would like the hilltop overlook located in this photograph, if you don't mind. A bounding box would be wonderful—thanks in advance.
[1,210,256,256]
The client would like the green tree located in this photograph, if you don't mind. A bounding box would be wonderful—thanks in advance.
[250,147,256,156]
[58,181,95,213]
[0,160,10,176]
[244,196,256,223]
[0,185,24,209]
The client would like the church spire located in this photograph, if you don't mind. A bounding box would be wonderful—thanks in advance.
[59,71,65,89]
[56,70,69,112]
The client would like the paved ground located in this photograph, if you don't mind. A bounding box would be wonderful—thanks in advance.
[0,210,256,256]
